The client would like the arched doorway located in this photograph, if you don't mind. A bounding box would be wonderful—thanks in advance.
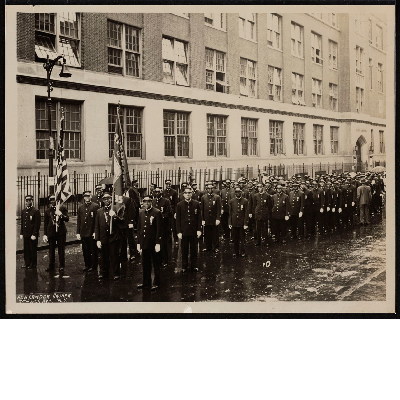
[356,135,367,172]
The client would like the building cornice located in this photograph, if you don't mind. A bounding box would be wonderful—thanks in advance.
[16,74,387,127]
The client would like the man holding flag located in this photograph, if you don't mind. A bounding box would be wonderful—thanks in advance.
[43,109,71,273]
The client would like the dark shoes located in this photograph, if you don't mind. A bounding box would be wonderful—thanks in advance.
[241,253,246,257]
[214,248,220,253]
[137,284,151,290]
[45,266,54,272]
[113,275,120,281]
[59,267,64,272]
[98,274,104,279]
[83,267,90,272]
[151,285,158,291]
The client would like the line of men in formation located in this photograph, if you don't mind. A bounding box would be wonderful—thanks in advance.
[20,171,384,290]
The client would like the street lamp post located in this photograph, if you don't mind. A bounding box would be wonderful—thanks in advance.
[43,55,71,194]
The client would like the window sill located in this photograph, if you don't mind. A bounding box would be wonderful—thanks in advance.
[368,43,386,54]
[291,54,304,60]
[204,23,226,33]
[329,67,338,72]
[312,61,323,67]
[268,46,283,53]
[239,36,258,44]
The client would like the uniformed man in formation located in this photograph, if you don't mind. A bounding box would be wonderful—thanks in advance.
[19,195,41,269]
[20,170,384,287]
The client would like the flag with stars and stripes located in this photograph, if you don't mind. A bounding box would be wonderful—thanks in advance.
[55,111,72,230]
[111,106,131,204]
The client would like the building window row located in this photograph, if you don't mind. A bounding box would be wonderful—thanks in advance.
[162,37,189,86]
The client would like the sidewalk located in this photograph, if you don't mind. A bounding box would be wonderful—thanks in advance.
[16,216,80,253]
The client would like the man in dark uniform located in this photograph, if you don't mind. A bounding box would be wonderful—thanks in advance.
[288,182,305,239]
[92,184,104,208]
[252,183,271,246]
[191,182,203,202]
[357,179,372,225]
[319,180,330,234]
[43,195,69,273]
[310,181,324,235]
[176,187,202,272]
[302,181,313,238]
[76,190,99,272]
[201,182,221,253]
[94,192,125,280]
[341,179,352,228]
[220,180,231,241]
[163,179,178,245]
[137,196,162,290]
[19,195,41,269]
[178,182,189,202]
[228,187,249,257]
[212,180,221,196]
[349,179,357,226]
[271,184,290,243]
[152,187,172,267]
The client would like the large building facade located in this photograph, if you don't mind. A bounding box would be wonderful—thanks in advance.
[16,11,387,177]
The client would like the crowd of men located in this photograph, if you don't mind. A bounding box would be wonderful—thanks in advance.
[20,170,385,291]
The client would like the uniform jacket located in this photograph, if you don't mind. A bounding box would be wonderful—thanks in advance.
[20,206,41,238]
[271,193,290,219]
[311,188,324,211]
[137,207,162,249]
[152,196,172,220]
[118,196,134,229]
[288,190,305,215]
[176,199,202,236]
[341,184,351,208]
[201,193,222,225]
[303,188,314,210]
[321,188,331,209]
[192,190,203,202]
[163,188,178,211]
[212,188,221,196]
[44,205,69,237]
[94,205,124,244]
[357,185,372,205]
[248,190,257,215]
[252,192,271,221]
[220,188,230,213]
[91,193,104,208]
[330,188,341,209]
[76,201,99,237]
[128,186,141,221]
[228,197,249,227]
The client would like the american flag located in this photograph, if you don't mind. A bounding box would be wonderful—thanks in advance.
[55,110,72,230]
[111,105,131,204]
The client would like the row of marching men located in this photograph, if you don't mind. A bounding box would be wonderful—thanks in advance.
[19,171,384,290]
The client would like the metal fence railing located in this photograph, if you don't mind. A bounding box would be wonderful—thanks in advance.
[17,160,377,218]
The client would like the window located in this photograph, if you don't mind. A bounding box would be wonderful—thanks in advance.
[205,48,227,93]
[370,129,374,153]
[163,111,190,157]
[329,13,337,27]
[313,125,324,155]
[204,13,225,30]
[356,87,364,113]
[369,58,373,89]
[35,98,81,160]
[311,32,323,64]
[269,121,284,155]
[267,14,282,50]
[267,66,282,102]
[291,22,303,58]
[330,127,339,154]
[162,37,189,86]
[368,19,373,43]
[291,73,305,105]
[376,25,383,50]
[241,118,258,156]
[108,105,143,159]
[107,20,141,77]
[35,12,80,67]
[312,78,322,108]
[239,13,256,41]
[377,63,383,92]
[207,115,227,157]
[355,15,363,35]
[329,40,338,70]
[379,131,385,153]
[240,58,257,98]
[355,45,364,75]
[329,83,338,111]
[293,123,305,155]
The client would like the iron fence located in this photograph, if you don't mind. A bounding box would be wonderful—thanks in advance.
[17,161,371,218]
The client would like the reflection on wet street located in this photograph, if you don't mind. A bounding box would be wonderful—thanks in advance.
[16,213,386,302]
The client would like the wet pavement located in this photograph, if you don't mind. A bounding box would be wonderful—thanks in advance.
[16,212,386,303]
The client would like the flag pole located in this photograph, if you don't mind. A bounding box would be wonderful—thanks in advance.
[55,108,65,233]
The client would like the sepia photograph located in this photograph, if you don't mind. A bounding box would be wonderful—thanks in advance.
[5,4,395,313]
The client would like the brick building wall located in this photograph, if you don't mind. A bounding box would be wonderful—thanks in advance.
[142,13,163,82]
[189,13,205,90]
[16,13,35,62]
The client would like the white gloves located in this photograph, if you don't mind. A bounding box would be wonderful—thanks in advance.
[216,220,220,226]
[344,204,347,208]
[285,216,289,221]
[299,212,303,218]
[31,235,36,240]
[229,225,232,229]
[327,207,330,212]
[202,220,205,226]
[244,226,248,230]
[174,213,176,219]
[221,209,224,215]
[155,244,161,253]
[20,235,23,239]
[178,233,183,240]
[352,202,355,207]
[92,233,96,239]
[76,234,81,240]
[43,235,48,243]
[249,214,253,218]
[128,224,134,229]
[109,209,116,217]
[55,209,62,216]
[320,208,324,213]
[137,244,141,254]
[332,208,335,213]
[97,241,102,249]
[338,208,342,213]
[197,231,202,238]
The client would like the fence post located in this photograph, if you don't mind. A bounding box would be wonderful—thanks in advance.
[342,162,344,172]
[302,163,304,174]
[312,163,314,178]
